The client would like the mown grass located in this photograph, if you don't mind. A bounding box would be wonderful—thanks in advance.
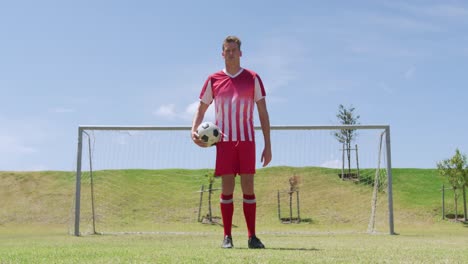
[1,168,467,263]
[1,225,468,263]
[392,168,442,207]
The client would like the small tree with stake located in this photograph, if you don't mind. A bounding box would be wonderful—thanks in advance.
[206,171,216,222]
[197,170,220,223]
[437,149,468,221]
[334,104,360,178]
[277,175,301,223]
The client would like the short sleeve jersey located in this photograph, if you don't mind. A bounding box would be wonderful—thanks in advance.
[199,68,266,142]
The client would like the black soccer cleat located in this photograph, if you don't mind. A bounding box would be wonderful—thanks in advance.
[248,235,265,249]
[222,235,234,249]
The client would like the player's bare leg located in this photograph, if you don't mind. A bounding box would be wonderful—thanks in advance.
[240,174,254,195]
[222,174,236,195]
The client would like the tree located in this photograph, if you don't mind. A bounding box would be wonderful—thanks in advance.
[334,104,360,176]
[437,149,468,220]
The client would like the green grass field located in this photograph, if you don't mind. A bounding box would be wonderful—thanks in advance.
[1,168,468,263]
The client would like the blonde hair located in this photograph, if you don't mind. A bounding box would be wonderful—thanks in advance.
[222,35,241,51]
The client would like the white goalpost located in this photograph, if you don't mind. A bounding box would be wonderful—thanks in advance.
[72,125,394,236]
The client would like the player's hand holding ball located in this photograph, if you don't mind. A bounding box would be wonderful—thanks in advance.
[193,122,221,148]
[191,130,208,148]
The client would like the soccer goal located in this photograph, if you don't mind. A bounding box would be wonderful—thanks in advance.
[71,125,394,236]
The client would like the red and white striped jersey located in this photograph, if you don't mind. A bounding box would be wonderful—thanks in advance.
[199,68,266,142]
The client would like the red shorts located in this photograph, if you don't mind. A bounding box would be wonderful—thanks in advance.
[215,141,256,176]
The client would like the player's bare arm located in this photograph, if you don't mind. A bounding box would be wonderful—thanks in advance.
[191,101,210,148]
[256,98,272,167]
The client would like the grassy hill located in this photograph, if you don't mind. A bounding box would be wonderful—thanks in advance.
[0,171,75,225]
[3,168,468,263]
[0,167,462,233]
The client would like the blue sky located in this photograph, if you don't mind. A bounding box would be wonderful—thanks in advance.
[1,0,467,170]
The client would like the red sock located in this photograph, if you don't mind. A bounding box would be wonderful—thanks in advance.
[243,194,256,238]
[220,194,234,237]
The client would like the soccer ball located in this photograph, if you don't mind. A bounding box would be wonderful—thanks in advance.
[197,122,221,147]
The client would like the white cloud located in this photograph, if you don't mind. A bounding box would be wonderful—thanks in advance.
[266,95,288,104]
[184,101,199,119]
[185,101,215,122]
[425,5,468,18]
[49,107,75,113]
[378,82,393,94]
[153,104,177,119]
[0,135,37,155]
[153,101,215,122]
[387,2,468,19]
[0,115,56,170]
[25,164,49,171]
[247,37,303,93]
[404,66,416,79]
[321,159,342,169]
[367,14,442,33]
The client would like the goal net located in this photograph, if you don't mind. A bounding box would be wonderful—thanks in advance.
[71,125,394,236]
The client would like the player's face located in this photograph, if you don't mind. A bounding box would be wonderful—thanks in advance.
[222,42,242,62]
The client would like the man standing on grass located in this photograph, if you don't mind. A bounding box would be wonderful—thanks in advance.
[191,35,272,249]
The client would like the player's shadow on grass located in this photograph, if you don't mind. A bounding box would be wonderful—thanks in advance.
[235,247,319,251]
[266,247,319,251]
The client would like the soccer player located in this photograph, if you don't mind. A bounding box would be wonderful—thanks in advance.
[191,36,272,249]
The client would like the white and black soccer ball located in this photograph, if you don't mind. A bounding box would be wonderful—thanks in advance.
[197,122,221,147]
